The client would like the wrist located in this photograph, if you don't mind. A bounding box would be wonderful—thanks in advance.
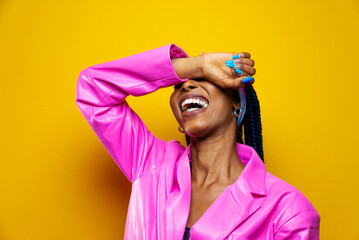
[189,55,204,79]
[171,55,204,80]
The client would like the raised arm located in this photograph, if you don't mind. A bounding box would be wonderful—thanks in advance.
[75,44,191,182]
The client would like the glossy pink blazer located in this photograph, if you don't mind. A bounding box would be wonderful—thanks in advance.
[76,44,320,239]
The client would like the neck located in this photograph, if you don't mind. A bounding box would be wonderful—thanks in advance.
[189,124,245,188]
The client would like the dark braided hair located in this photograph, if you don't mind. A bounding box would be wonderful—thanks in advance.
[184,85,264,163]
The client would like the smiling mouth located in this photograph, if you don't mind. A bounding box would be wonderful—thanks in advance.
[181,97,209,112]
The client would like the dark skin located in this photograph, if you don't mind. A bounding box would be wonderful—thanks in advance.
[170,52,256,228]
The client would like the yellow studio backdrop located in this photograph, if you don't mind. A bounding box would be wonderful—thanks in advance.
[0,0,358,239]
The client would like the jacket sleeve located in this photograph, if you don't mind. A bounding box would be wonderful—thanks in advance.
[75,44,189,182]
[274,211,320,240]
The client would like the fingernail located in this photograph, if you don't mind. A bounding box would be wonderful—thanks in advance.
[232,55,240,59]
[235,68,243,75]
[225,60,235,64]
[226,62,236,68]
[242,77,254,84]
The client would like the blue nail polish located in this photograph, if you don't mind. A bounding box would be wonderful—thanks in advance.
[242,77,254,84]
[226,63,236,68]
[225,60,235,64]
[232,55,240,59]
[235,68,243,75]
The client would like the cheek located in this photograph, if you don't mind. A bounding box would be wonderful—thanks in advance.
[169,94,176,111]
[211,105,232,123]
[209,96,234,122]
[169,93,180,120]
[212,90,233,109]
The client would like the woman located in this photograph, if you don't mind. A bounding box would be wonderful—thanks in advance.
[76,44,320,239]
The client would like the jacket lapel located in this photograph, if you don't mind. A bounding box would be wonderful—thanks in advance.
[164,143,192,240]
[189,178,261,239]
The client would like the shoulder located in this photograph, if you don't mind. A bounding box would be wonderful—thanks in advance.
[166,139,186,151]
[163,140,187,161]
[265,172,317,212]
[264,172,320,234]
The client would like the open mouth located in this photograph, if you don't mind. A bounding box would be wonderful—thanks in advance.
[180,97,209,112]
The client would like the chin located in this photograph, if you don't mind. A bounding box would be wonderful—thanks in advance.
[183,123,212,140]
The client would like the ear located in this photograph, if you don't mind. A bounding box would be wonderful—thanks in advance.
[229,89,241,110]
[232,100,240,110]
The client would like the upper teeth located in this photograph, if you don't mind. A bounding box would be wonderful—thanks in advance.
[181,97,209,112]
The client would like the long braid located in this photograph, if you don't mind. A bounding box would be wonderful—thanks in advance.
[184,85,264,163]
[241,86,264,162]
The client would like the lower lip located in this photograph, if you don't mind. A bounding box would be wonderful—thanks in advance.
[182,107,207,118]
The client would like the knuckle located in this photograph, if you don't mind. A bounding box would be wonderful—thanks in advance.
[251,68,256,75]
[242,52,251,58]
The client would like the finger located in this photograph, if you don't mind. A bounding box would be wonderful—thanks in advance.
[226,63,256,76]
[225,62,255,76]
[235,63,256,76]
[235,76,255,88]
[234,58,255,67]
[233,52,251,59]
[225,59,254,68]
[220,76,255,89]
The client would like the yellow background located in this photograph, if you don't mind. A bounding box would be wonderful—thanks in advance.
[1,0,358,239]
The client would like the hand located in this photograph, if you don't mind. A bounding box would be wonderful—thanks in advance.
[200,52,256,89]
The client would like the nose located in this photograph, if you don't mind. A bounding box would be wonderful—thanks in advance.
[182,80,199,92]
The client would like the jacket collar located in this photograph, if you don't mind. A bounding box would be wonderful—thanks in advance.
[174,143,267,239]
[187,143,267,196]
[235,143,267,196]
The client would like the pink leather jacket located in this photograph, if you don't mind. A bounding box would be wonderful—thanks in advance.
[76,44,320,239]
